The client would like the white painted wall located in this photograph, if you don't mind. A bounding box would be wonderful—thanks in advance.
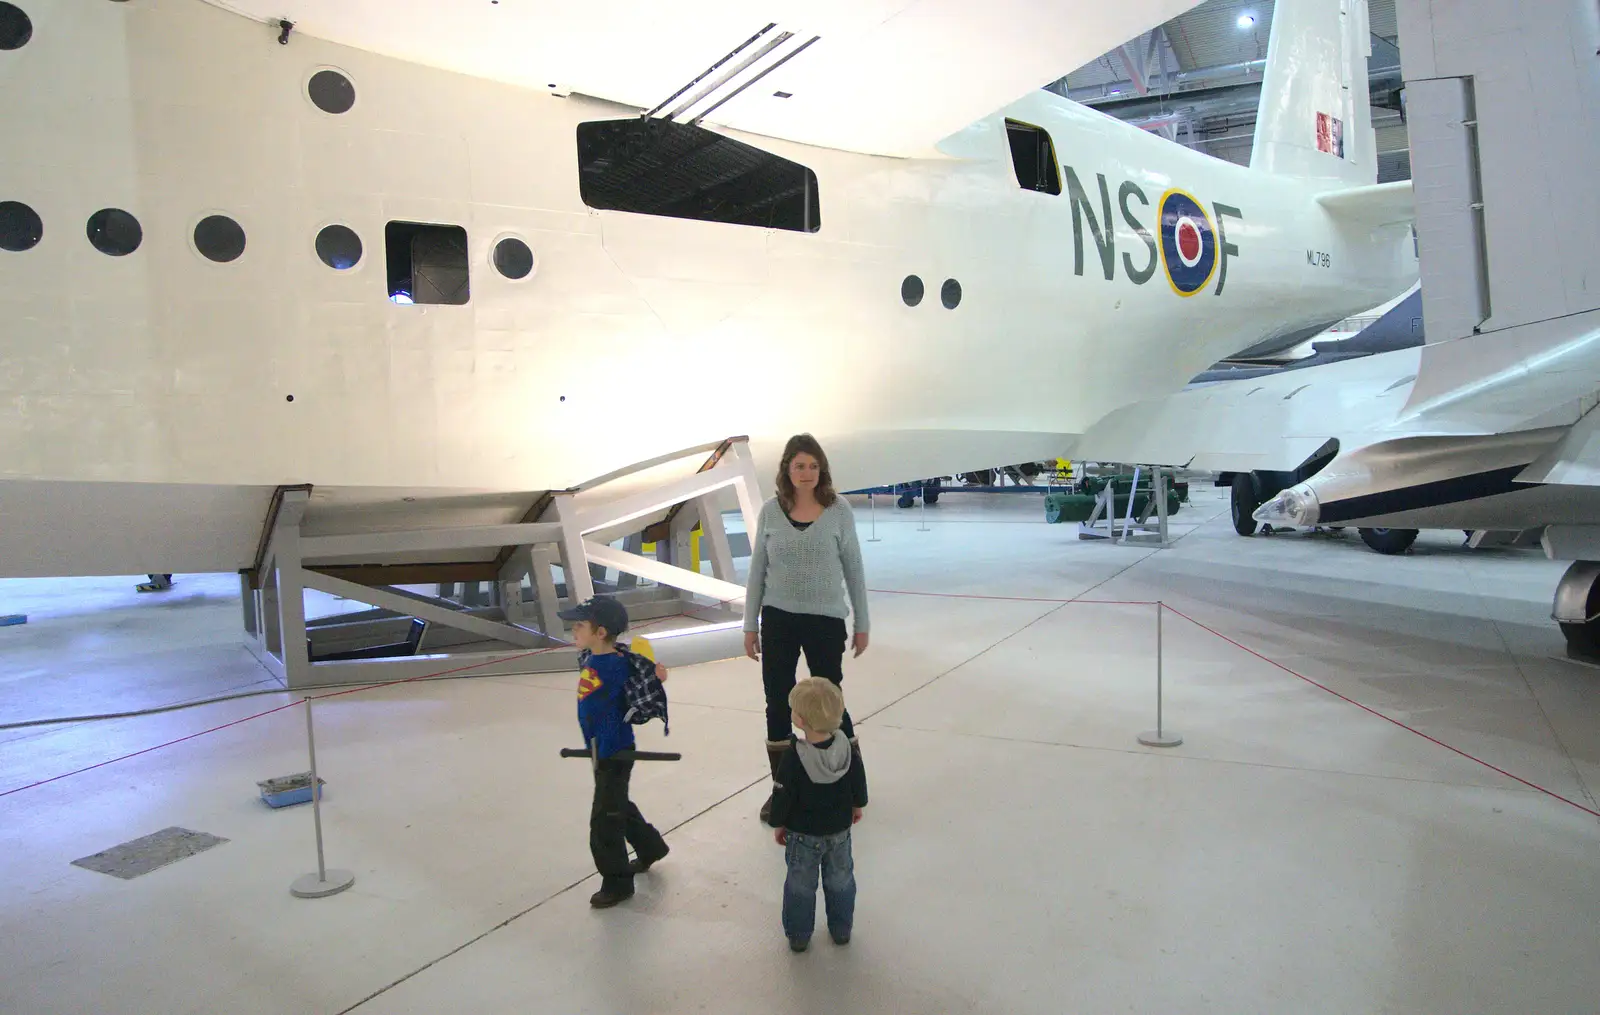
[1398,0,1600,337]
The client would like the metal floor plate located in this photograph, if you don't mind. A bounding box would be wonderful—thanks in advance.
[71,826,229,879]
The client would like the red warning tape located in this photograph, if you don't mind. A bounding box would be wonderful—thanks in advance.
[6,591,1597,822]
[869,588,1157,606]
[1160,604,1600,821]
[0,698,307,801]
[0,601,730,801]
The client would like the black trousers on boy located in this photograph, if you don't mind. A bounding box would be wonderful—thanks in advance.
[591,758,667,894]
[760,606,856,742]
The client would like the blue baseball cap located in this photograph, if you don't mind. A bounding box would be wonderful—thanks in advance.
[558,595,629,637]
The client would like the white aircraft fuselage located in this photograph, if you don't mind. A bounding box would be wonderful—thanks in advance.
[0,0,1416,574]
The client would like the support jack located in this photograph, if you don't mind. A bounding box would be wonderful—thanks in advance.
[1077,465,1175,548]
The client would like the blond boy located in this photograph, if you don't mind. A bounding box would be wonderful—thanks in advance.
[769,677,868,951]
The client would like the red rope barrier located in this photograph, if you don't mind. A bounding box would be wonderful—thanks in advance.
[869,587,1156,606]
[0,599,731,801]
[1161,604,1600,820]
[6,588,1596,824]
[0,699,305,800]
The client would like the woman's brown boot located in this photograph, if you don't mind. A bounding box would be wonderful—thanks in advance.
[759,740,789,825]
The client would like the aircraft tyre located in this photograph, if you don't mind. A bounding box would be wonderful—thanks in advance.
[1359,527,1418,555]
[1230,474,1258,537]
[1555,562,1600,663]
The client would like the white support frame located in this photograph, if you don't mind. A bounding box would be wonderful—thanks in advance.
[300,523,564,563]
[528,546,564,637]
[301,571,549,649]
[551,493,596,605]
[582,539,745,604]
[242,488,313,688]
[695,494,737,582]
[240,439,763,688]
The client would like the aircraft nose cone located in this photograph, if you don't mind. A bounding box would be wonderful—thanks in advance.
[1253,485,1321,527]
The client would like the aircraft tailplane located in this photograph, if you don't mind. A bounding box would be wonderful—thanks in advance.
[1316,180,1414,227]
[1251,0,1378,187]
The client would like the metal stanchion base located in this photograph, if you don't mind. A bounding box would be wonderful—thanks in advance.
[291,869,355,898]
[1137,730,1183,748]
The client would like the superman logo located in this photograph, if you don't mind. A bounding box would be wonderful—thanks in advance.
[577,667,601,700]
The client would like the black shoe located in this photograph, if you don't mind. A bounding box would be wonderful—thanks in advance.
[830,932,850,946]
[759,793,774,826]
[629,844,669,874]
[788,938,810,953]
[589,886,634,908]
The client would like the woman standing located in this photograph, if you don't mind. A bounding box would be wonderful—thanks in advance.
[744,434,871,825]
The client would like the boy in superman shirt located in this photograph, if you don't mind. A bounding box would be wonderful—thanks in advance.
[561,595,672,908]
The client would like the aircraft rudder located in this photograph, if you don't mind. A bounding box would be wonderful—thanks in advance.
[1250,0,1377,187]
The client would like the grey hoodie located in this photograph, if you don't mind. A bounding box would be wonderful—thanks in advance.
[795,733,853,785]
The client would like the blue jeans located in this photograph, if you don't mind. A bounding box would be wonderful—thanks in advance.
[782,829,855,942]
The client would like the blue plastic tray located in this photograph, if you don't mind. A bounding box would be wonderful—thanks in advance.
[257,775,326,808]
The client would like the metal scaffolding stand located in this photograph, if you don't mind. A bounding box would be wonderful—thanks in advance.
[240,439,762,689]
[1077,464,1175,548]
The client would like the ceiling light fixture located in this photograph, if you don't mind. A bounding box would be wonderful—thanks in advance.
[1237,13,1256,29]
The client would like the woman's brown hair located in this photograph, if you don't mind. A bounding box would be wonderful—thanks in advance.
[775,433,838,512]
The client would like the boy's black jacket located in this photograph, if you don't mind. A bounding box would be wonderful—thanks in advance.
[769,736,868,836]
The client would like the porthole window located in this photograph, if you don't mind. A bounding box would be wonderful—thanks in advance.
[0,3,32,51]
[493,237,534,280]
[193,214,246,263]
[941,278,962,310]
[901,275,924,307]
[315,224,362,270]
[0,200,42,252]
[307,69,356,115]
[86,208,142,256]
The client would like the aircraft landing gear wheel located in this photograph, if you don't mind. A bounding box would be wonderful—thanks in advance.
[1359,527,1418,555]
[1231,474,1258,536]
[1554,561,1600,663]
[897,493,915,509]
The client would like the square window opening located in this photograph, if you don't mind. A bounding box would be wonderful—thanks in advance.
[385,221,470,305]
[1005,120,1061,195]
[577,119,820,233]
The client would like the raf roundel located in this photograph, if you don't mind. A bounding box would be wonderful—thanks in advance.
[1158,189,1217,297]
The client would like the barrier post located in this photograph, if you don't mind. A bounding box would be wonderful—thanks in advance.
[918,487,930,533]
[290,697,356,898]
[1138,601,1183,748]
[867,492,880,543]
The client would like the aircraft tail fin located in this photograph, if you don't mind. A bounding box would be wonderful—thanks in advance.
[1251,0,1378,187]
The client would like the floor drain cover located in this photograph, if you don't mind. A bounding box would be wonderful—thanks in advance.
[71,826,229,880]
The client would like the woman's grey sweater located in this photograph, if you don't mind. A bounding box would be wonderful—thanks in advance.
[743,497,870,634]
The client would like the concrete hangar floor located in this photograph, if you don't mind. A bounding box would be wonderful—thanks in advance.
[2,488,1598,1014]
